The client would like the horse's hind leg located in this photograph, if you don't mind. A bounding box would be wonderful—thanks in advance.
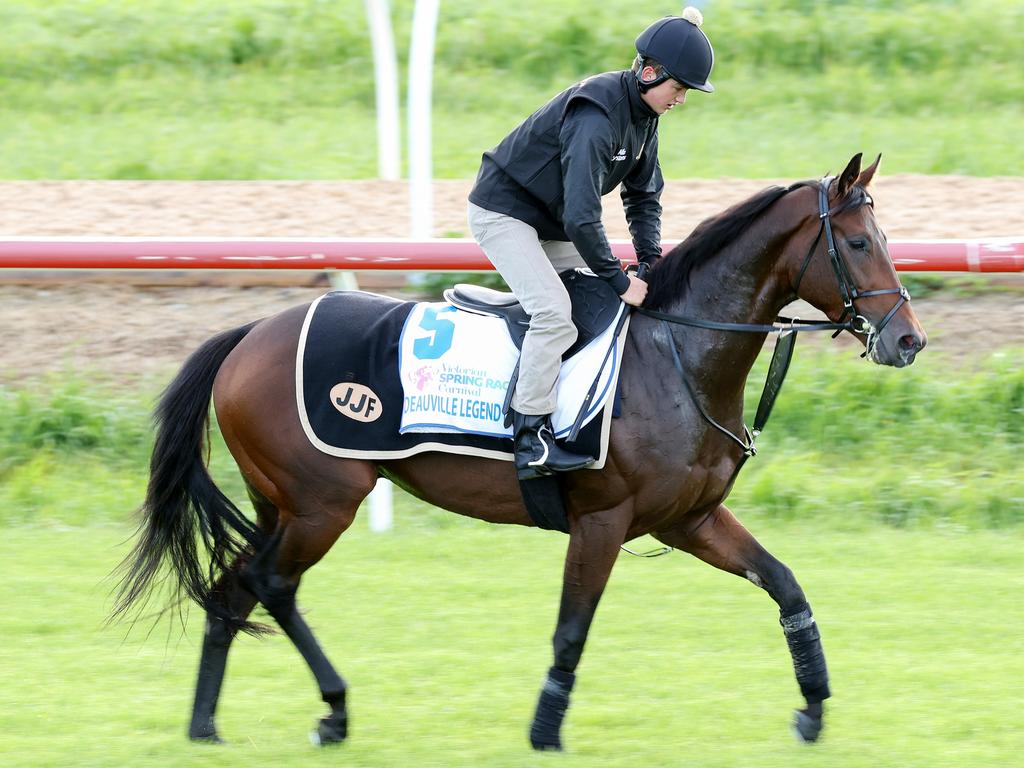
[189,562,260,741]
[189,486,278,742]
[654,504,830,742]
[240,461,376,745]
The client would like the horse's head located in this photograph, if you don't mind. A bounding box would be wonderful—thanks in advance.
[790,153,927,367]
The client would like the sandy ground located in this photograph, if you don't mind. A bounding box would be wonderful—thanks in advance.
[0,177,1021,387]
[2,176,1023,239]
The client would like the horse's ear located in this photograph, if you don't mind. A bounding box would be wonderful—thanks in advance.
[835,153,863,200]
[857,153,882,188]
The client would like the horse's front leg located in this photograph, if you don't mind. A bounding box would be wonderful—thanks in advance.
[530,505,631,751]
[654,504,830,742]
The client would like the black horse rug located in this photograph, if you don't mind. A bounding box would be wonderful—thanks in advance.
[296,288,628,469]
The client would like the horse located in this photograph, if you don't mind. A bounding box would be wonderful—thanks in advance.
[113,153,926,750]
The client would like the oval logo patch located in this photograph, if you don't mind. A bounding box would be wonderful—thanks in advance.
[329,383,383,423]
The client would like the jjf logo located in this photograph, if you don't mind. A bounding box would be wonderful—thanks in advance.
[329,383,382,423]
[611,148,627,161]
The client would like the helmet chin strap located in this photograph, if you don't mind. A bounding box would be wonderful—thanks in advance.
[634,56,671,93]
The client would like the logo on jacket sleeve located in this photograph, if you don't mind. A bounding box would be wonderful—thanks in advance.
[612,148,627,161]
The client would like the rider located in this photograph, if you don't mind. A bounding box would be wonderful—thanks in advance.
[468,8,715,480]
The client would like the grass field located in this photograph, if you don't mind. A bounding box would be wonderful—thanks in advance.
[0,347,1020,765]
[2,0,1021,178]
[0,513,1021,767]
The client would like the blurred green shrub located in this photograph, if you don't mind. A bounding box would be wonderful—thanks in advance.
[416,271,509,299]
[732,345,1024,528]
[3,1,1020,105]
[0,0,1019,177]
[0,347,1021,528]
[0,379,151,475]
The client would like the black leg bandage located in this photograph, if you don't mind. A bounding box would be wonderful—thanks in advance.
[780,603,830,703]
[529,667,576,750]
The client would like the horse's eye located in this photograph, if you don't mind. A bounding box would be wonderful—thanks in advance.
[848,238,869,252]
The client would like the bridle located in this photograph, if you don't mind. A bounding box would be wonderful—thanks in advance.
[793,177,911,357]
[634,176,912,458]
[622,176,911,559]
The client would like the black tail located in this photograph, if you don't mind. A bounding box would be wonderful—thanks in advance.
[112,321,263,630]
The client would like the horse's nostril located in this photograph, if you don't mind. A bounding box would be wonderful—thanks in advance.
[899,334,921,352]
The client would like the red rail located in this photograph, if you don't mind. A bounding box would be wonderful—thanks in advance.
[0,237,1021,272]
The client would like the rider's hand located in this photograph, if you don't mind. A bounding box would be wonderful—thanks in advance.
[620,274,648,307]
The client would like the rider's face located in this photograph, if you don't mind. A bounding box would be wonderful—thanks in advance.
[641,77,689,116]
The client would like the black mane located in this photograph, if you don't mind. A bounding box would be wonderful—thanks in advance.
[643,181,813,310]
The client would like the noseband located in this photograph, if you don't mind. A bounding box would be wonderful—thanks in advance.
[635,176,913,458]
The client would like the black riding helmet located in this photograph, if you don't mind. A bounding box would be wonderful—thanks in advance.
[635,6,715,93]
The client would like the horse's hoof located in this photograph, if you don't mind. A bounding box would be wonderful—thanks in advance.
[311,712,348,747]
[530,739,564,752]
[791,709,823,743]
[529,729,564,752]
[189,731,225,745]
[188,721,224,744]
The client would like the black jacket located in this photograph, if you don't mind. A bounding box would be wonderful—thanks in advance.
[469,71,664,295]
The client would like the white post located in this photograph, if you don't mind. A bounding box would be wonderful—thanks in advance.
[361,0,405,530]
[408,0,440,238]
[365,0,442,530]
[363,0,401,180]
[368,478,395,532]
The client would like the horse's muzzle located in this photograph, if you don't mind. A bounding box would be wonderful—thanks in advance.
[897,331,926,366]
[873,323,927,367]
[858,292,927,368]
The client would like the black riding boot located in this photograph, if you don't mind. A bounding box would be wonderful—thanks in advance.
[512,412,594,480]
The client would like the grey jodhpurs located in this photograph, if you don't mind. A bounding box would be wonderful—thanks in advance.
[467,202,587,415]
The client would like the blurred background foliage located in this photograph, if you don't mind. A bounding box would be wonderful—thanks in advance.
[0,0,1021,177]
[1,347,1021,529]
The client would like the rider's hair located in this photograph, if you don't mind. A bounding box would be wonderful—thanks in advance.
[631,55,666,82]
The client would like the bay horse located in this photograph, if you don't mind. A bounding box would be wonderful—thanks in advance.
[114,153,926,750]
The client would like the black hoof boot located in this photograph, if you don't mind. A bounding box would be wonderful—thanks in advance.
[792,708,823,743]
[190,734,224,745]
[531,739,564,752]
[188,721,224,744]
[310,710,348,747]
[513,412,593,480]
[529,667,575,751]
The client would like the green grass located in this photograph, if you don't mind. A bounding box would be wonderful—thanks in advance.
[1,0,1021,178]
[737,346,1024,529]
[0,74,376,179]
[0,331,1020,763]
[3,92,1019,179]
[0,517,1021,767]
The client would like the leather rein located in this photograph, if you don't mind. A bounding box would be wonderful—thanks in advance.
[634,177,911,458]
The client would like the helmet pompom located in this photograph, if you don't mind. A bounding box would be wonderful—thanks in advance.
[681,6,704,27]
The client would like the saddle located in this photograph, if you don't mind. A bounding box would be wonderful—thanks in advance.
[442,270,625,533]
[297,283,630,534]
[443,269,622,358]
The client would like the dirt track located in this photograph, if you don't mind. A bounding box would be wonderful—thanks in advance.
[0,177,1021,387]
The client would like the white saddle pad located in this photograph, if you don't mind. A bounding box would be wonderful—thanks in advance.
[398,301,628,439]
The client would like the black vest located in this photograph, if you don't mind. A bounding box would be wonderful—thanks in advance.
[470,71,659,243]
